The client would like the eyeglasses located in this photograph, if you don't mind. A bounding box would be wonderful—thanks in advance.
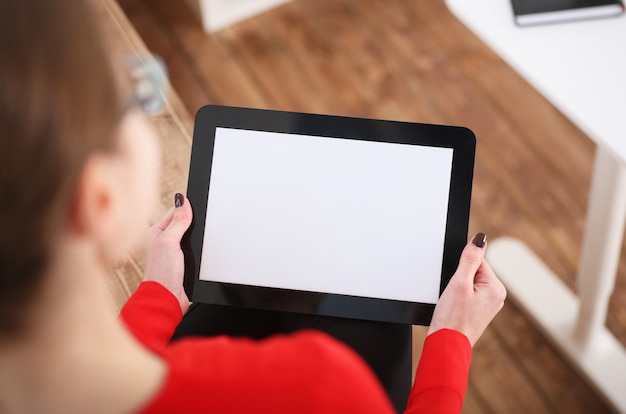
[122,54,168,116]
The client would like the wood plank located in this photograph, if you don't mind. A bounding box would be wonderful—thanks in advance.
[252,2,393,117]
[461,393,488,414]
[296,0,443,122]
[463,382,493,414]
[470,325,554,413]
[147,0,271,111]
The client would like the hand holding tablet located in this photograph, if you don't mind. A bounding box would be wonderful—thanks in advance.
[182,105,476,325]
[428,233,507,346]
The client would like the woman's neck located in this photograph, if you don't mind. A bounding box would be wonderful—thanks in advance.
[0,235,165,414]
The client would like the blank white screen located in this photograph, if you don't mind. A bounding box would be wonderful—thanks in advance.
[199,127,453,304]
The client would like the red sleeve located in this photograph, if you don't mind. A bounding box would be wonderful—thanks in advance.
[138,331,397,414]
[405,329,472,414]
[119,281,182,350]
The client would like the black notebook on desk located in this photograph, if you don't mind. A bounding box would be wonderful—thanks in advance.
[511,0,625,26]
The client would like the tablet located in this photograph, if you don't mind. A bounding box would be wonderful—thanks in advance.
[182,105,475,325]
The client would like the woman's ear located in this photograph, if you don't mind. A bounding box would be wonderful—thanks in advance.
[69,151,126,258]
[68,113,161,261]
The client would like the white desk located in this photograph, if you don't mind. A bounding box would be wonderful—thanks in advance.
[445,0,626,411]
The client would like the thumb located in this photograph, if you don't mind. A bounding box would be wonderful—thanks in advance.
[455,233,487,282]
[163,193,193,240]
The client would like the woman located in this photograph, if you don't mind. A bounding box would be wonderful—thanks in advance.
[0,1,506,413]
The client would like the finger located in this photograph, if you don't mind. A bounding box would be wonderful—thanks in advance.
[473,259,496,289]
[477,260,507,302]
[162,193,193,241]
[146,207,175,244]
[455,233,488,283]
[151,207,175,233]
[475,259,495,280]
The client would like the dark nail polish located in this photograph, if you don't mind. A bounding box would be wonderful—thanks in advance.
[175,193,184,208]
[472,233,486,248]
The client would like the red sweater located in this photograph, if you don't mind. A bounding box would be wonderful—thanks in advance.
[120,282,471,413]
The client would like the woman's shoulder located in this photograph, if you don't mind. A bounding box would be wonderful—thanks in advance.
[138,331,394,414]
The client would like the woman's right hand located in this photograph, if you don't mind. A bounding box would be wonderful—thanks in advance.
[427,233,507,347]
[143,193,193,315]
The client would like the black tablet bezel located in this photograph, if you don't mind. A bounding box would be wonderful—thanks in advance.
[182,105,475,326]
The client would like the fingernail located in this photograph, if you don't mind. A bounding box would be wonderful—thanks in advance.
[472,233,487,248]
[175,193,184,208]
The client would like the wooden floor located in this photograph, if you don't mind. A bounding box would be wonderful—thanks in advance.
[116,0,625,412]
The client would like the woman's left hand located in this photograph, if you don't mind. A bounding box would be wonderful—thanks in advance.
[143,193,193,315]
